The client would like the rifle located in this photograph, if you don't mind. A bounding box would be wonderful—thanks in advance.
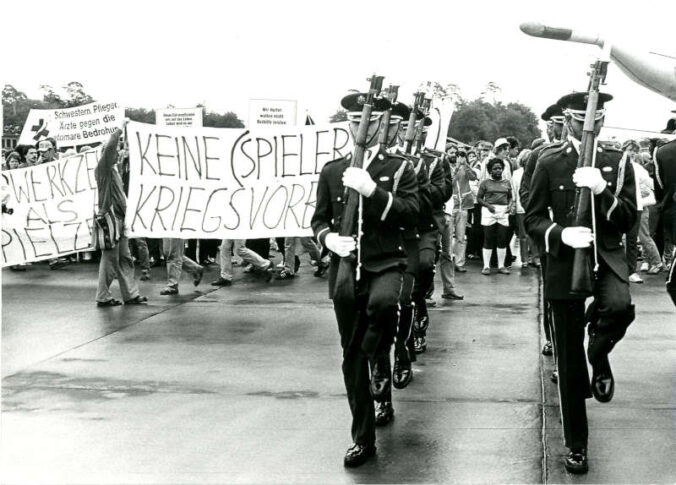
[415,97,432,153]
[378,85,399,150]
[332,74,385,304]
[404,92,425,154]
[570,59,609,294]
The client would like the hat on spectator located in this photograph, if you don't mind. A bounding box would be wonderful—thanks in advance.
[494,137,510,150]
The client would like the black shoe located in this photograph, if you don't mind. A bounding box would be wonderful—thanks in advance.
[550,371,558,384]
[276,268,295,280]
[370,360,391,402]
[392,355,412,389]
[313,261,329,277]
[413,335,427,354]
[441,290,464,300]
[375,401,394,426]
[344,443,376,468]
[564,448,588,474]
[193,266,204,286]
[591,355,614,403]
[542,341,553,356]
[211,277,232,287]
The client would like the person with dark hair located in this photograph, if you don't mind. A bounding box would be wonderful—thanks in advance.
[15,145,38,167]
[477,158,513,274]
[506,135,521,166]
[480,138,513,181]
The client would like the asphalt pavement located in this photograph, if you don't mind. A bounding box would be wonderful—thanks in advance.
[1,253,674,484]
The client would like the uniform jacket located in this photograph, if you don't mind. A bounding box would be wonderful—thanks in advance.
[519,142,550,208]
[524,139,637,299]
[311,148,419,279]
[655,139,676,240]
[400,155,431,242]
[421,152,451,232]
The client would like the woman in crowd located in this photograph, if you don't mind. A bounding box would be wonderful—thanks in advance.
[511,149,532,267]
[477,158,513,275]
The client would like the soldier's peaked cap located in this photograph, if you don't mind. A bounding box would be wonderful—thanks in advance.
[541,104,564,121]
[390,102,411,120]
[341,93,391,112]
[557,92,613,111]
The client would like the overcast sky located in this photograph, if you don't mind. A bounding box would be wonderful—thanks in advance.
[3,0,675,137]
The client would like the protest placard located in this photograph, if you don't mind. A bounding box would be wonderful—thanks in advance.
[18,102,124,148]
[1,150,100,266]
[125,120,352,239]
[156,107,204,128]
[248,99,298,127]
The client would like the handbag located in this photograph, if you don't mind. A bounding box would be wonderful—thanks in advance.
[91,208,121,250]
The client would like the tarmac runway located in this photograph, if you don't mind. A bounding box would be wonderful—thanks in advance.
[1,254,674,484]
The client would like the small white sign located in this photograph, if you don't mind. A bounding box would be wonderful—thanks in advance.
[156,107,203,128]
[248,99,298,127]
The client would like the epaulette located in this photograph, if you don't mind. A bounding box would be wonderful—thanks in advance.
[538,140,568,159]
[387,151,408,161]
[323,154,350,167]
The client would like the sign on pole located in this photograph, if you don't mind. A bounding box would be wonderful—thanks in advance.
[156,107,204,128]
[18,102,124,148]
[248,99,298,127]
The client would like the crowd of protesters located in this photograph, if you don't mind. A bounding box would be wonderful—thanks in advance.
[2,131,673,304]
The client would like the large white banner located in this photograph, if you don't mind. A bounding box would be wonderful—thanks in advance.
[125,121,352,239]
[1,150,100,267]
[156,107,203,128]
[424,100,455,151]
[18,102,124,148]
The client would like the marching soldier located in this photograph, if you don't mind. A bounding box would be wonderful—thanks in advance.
[311,92,419,467]
[372,100,420,426]
[525,92,637,474]
[520,103,567,380]
[412,139,451,353]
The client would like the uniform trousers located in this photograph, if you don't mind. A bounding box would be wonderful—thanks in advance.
[331,265,402,446]
[586,260,634,366]
[549,299,591,450]
[380,238,419,405]
[413,230,438,327]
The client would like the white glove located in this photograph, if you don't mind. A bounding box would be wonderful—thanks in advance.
[573,167,606,195]
[342,167,377,197]
[324,232,356,257]
[561,226,593,248]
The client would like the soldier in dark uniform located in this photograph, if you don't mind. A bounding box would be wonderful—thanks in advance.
[654,137,676,305]
[525,92,637,474]
[311,93,419,467]
[412,129,450,354]
[520,103,566,374]
[371,101,422,426]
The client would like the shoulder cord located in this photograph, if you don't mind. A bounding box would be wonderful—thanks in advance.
[590,139,600,274]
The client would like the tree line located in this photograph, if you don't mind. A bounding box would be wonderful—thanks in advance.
[4,81,542,149]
